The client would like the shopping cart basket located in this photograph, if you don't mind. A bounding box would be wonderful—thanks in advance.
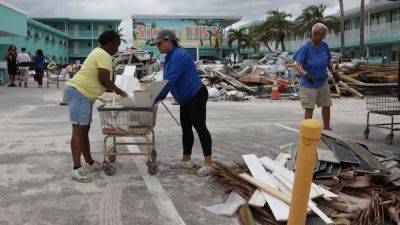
[97,103,158,175]
[363,83,400,144]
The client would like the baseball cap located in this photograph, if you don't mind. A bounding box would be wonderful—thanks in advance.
[149,29,179,46]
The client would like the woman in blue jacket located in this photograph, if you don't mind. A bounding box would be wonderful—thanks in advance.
[152,30,212,174]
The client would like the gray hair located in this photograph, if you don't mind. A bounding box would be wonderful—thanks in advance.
[311,23,328,35]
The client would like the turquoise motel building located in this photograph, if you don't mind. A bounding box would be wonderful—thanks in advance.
[0,1,121,83]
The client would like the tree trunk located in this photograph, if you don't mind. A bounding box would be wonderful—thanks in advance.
[360,0,365,59]
[339,0,345,57]
[275,35,279,50]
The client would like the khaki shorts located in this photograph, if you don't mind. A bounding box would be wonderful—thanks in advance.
[300,80,332,109]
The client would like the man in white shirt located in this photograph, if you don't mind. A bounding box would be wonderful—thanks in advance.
[16,47,31,88]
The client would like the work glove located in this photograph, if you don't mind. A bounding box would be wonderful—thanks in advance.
[333,73,340,83]
[304,73,316,84]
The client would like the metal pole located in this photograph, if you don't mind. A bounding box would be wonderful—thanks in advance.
[161,101,180,126]
[287,119,322,225]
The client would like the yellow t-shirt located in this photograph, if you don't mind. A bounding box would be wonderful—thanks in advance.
[67,47,112,103]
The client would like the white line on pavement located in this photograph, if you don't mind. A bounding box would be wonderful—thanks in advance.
[125,138,186,225]
[273,123,299,133]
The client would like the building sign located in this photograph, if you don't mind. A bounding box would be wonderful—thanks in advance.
[132,18,223,46]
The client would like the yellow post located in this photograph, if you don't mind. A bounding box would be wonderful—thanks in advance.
[287,119,322,225]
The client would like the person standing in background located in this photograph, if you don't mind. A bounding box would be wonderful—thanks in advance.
[16,47,31,88]
[5,45,17,87]
[33,49,45,88]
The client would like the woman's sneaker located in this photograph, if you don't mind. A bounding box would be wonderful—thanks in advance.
[71,167,92,183]
[84,161,103,173]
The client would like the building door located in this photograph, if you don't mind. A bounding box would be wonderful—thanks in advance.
[73,42,79,54]
[74,24,79,36]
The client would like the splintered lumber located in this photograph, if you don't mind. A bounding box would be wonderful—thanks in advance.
[242,154,289,221]
[340,76,365,85]
[213,69,256,94]
[259,156,338,199]
[338,81,364,98]
[248,189,267,207]
[239,173,334,225]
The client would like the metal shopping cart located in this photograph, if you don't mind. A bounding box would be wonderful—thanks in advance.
[363,83,400,144]
[97,102,158,175]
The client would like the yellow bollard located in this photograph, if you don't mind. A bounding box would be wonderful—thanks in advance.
[287,119,322,225]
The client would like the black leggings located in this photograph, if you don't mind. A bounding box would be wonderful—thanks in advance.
[180,85,212,156]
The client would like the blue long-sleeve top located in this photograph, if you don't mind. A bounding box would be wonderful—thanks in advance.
[155,47,203,106]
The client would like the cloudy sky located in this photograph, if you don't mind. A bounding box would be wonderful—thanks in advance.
[9,0,365,47]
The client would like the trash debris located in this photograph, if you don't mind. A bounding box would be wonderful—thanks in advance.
[204,192,247,217]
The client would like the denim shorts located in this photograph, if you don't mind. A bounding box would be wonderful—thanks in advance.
[64,85,92,125]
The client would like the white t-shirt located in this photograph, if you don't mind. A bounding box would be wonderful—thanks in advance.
[17,52,31,63]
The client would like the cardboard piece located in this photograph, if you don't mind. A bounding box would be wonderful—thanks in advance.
[117,80,168,107]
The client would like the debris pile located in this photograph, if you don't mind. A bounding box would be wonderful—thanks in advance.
[207,130,400,225]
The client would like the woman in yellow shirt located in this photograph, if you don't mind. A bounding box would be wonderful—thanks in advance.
[64,30,128,182]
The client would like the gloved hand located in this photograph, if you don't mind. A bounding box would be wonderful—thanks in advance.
[304,73,316,84]
[332,72,340,83]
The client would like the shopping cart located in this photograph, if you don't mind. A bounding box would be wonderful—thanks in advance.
[363,83,400,144]
[97,103,158,175]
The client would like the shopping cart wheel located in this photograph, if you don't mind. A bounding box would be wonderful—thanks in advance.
[104,161,116,176]
[147,163,158,175]
[108,149,117,163]
[363,129,369,139]
[151,148,157,162]
[386,134,394,145]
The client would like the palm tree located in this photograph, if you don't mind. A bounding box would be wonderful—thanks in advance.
[264,9,294,51]
[339,0,345,56]
[295,4,338,38]
[360,0,365,59]
[252,23,274,52]
[227,28,247,59]
[203,19,218,46]
[243,29,260,53]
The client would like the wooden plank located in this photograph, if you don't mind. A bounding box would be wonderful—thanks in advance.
[239,173,334,225]
[259,156,338,199]
[242,154,289,221]
[213,69,256,94]
[338,81,364,98]
[275,153,291,167]
[340,75,365,85]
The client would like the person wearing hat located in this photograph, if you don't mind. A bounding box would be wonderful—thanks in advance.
[16,47,31,88]
[152,30,212,176]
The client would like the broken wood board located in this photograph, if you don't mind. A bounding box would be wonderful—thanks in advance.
[271,172,334,224]
[239,172,334,225]
[214,69,256,94]
[389,167,400,182]
[242,154,289,221]
[338,81,364,98]
[274,153,291,168]
[259,156,338,199]
[340,75,366,85]
[315,165,341,179]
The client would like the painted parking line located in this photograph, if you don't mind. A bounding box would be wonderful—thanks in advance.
[125,139,186,225]
[273,123,299,133]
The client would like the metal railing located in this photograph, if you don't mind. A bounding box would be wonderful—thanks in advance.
[68,30,99,37]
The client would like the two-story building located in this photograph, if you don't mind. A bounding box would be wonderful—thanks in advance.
[33,18,121,63]
[285,0,400,62]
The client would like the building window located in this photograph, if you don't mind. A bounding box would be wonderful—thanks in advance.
[370,46,384,57]
[344,20,352,31]
[391,51,398,61]
[108,25,112,29]
[370,12,385,26]
[87,42,91,47]
[392,9,400,22]
[87,24,91,30]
